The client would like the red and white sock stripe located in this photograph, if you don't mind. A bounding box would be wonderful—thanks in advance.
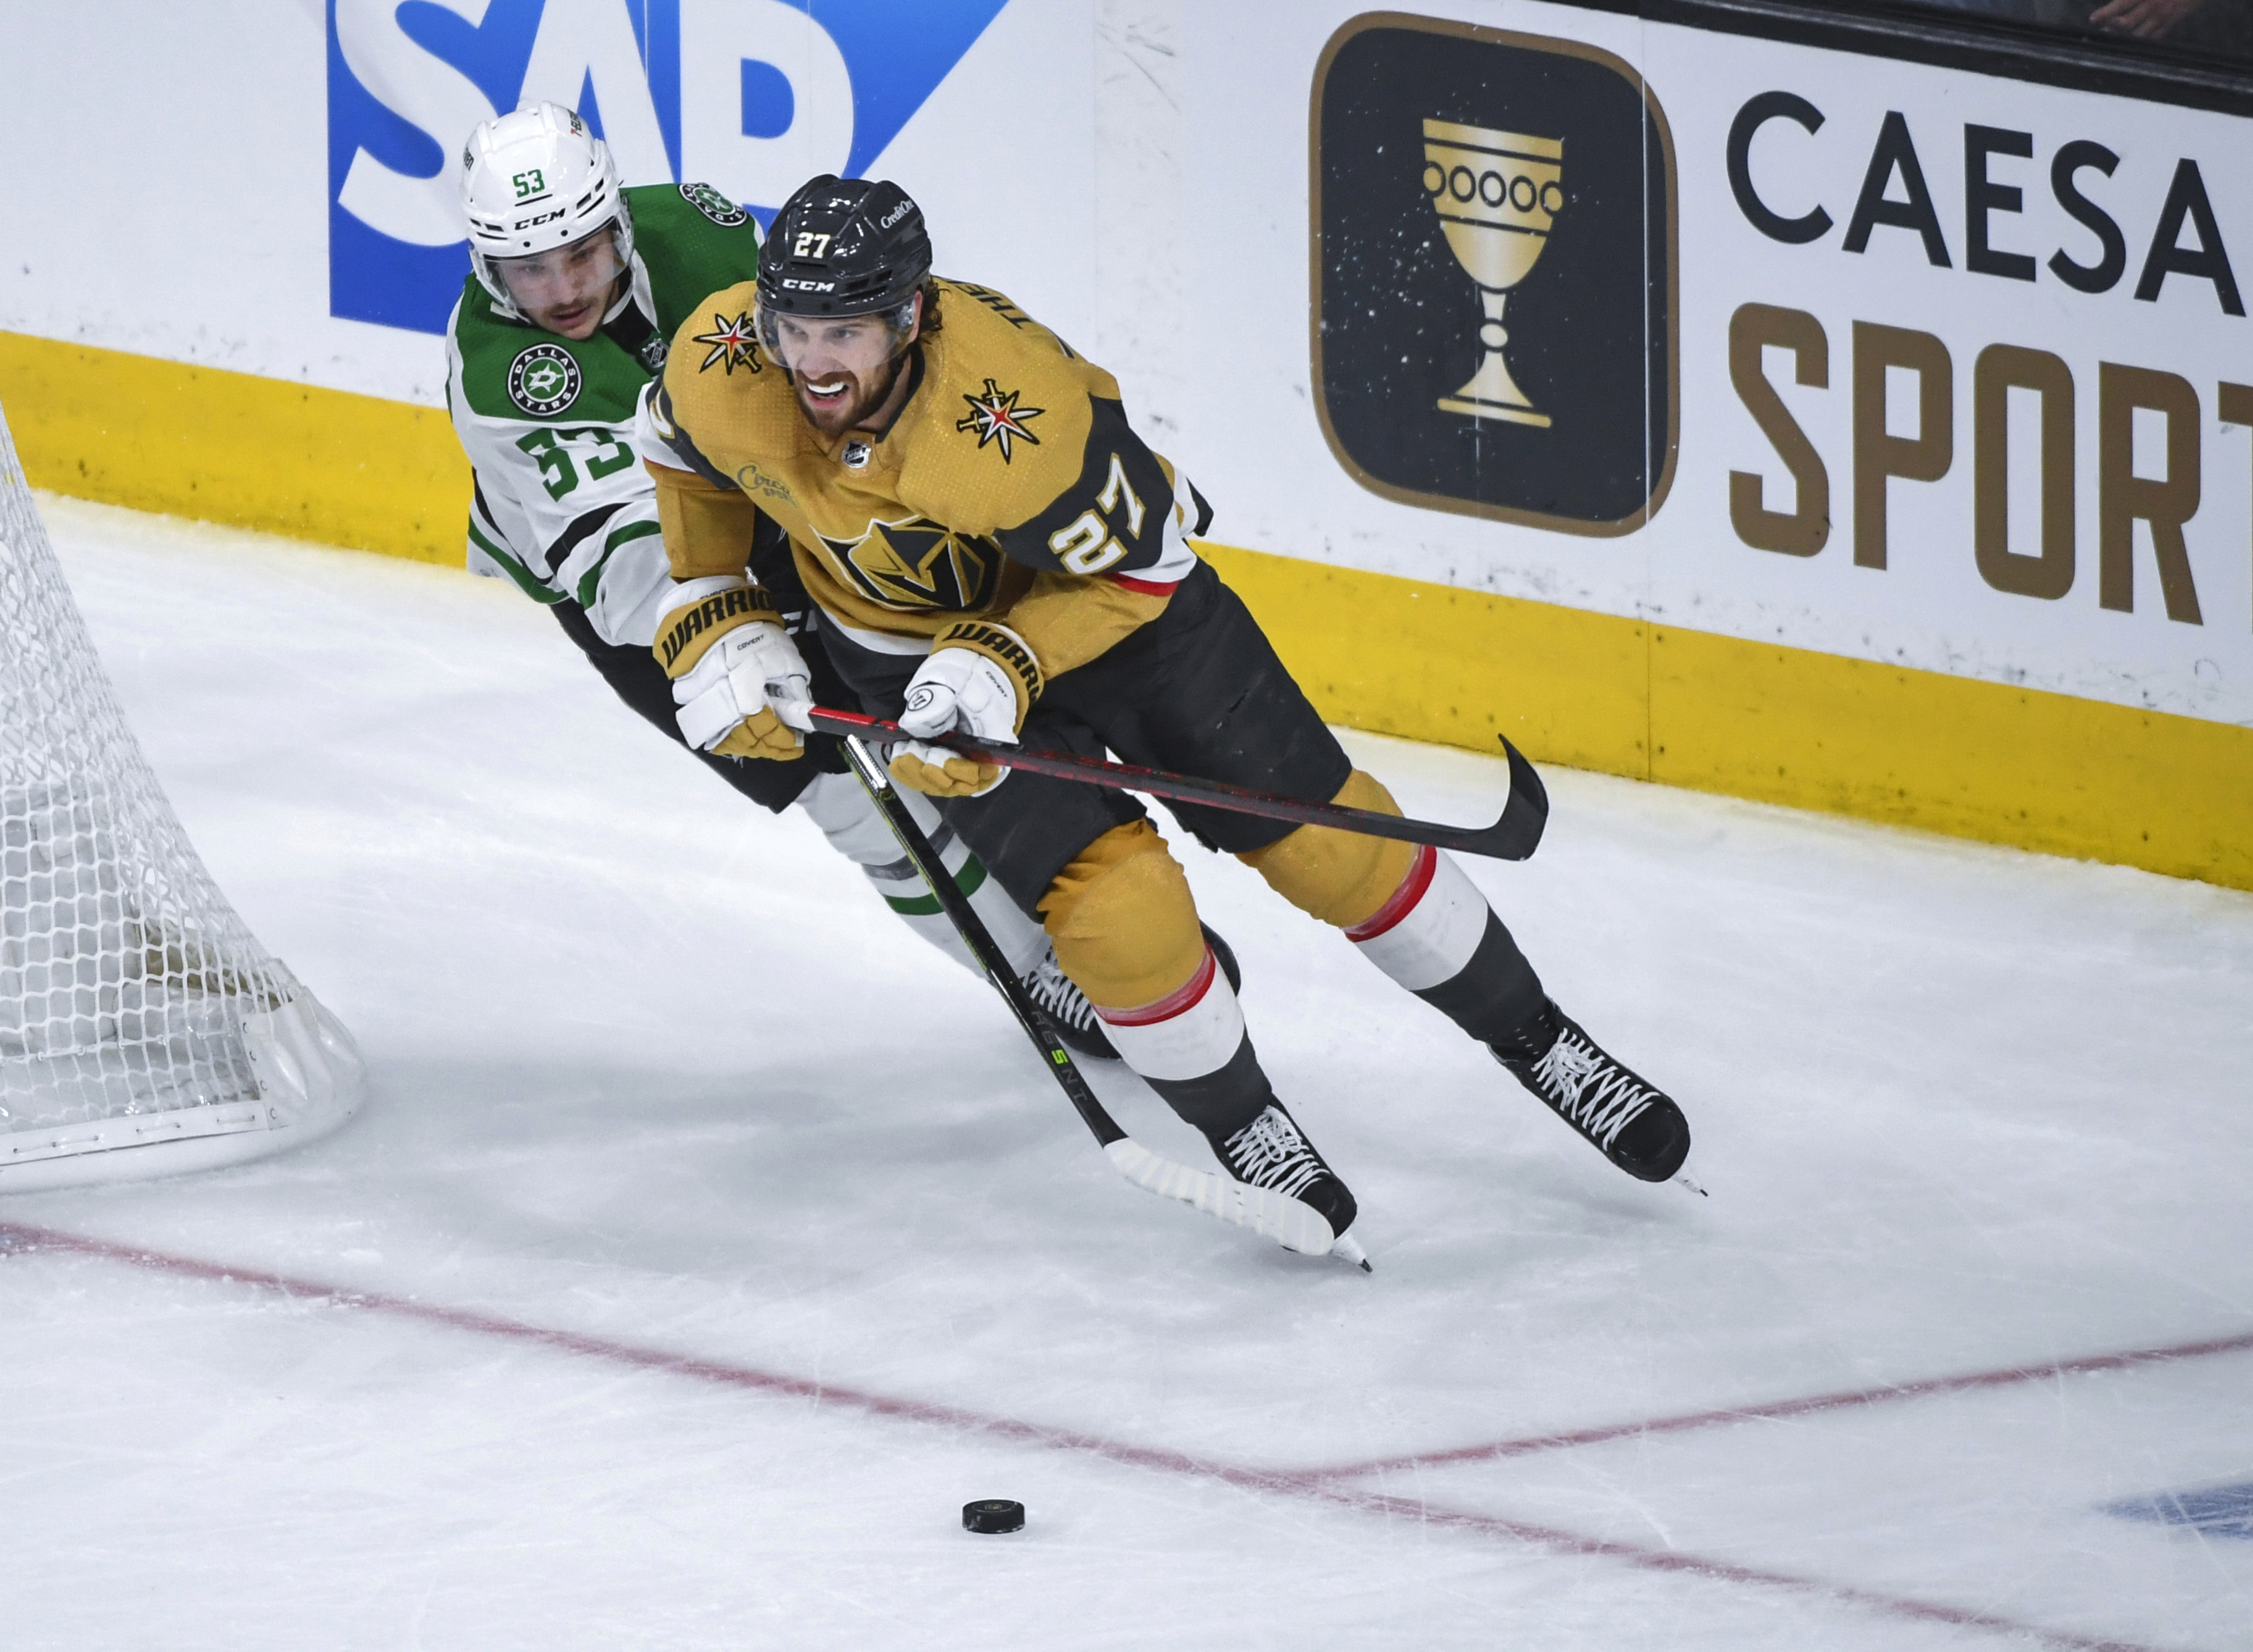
[1094,946,1246,1082]
[1344,845,1492,991]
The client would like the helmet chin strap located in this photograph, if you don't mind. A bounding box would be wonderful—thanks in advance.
[624,249,655,329]
[854,339,926,435]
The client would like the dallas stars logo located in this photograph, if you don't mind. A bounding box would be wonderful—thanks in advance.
[506,342,581,416]
[692,310,761,374]
[955,378,1043,462]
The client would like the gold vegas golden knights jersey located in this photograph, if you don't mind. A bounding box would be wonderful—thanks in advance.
[640,277,1210,682]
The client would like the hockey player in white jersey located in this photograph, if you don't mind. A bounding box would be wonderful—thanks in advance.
[443,103,1128,1052]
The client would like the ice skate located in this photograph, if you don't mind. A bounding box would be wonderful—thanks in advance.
[1207,1101,1359,1245]
[1022,945,1118,1060]
[1492,1002,1691,1183]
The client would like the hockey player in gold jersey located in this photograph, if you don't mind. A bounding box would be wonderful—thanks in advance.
[635,176,1692,1258]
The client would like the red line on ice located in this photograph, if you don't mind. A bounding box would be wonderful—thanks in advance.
[0,1218,2217,1652]
[1295,1327,2253,1482]
[1291,1486,2172,1652]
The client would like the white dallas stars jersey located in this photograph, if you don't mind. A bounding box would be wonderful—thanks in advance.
[443,182,764,647]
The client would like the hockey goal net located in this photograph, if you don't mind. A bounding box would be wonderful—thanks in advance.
[0,400,362,1191]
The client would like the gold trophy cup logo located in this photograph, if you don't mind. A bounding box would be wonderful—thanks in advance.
[1422,119,1565,427]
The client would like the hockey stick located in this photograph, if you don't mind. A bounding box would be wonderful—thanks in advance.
[808,708,1546,862]
[833,734,1369,1270]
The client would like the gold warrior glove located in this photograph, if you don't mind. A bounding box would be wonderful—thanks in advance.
[890,621,1043,798]
[655,576,813,760]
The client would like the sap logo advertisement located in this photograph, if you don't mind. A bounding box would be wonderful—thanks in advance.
[328,0,1009,334]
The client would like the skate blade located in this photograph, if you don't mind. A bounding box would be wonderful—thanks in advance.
[1674,1172,1708,1198]
[1328,1231,1373,1272]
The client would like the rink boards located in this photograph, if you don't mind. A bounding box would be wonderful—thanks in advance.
[1,0,2248,889]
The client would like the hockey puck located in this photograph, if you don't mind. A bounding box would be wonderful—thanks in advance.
[962,1498,1025,1534]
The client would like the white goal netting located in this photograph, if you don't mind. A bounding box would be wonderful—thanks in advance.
[0,402,361,1191]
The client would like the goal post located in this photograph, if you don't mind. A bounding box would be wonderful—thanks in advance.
[0,400,363,1191]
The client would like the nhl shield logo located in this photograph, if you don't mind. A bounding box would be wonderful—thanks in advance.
[508,343,582,417]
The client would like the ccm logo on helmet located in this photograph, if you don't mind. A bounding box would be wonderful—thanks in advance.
[513,208,565,230]
[880,201,913,229]
[781,277,837,292]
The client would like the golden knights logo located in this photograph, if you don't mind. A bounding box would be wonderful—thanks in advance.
[692,310,762,374]
[955,378,1043,461]
[823,515,1003,611]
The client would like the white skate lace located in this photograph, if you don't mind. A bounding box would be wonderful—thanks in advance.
[1531,1030,1654,1150]
[1023,951,1100,1036]
[1222,1107,1325,1200]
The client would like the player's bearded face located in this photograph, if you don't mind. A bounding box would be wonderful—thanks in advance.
[496,227,624,339]
[772,312,907,437]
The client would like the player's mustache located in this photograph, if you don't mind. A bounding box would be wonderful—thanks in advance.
[797,363,894,429]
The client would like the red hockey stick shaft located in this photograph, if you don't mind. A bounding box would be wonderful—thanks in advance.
[803,707,1547,862]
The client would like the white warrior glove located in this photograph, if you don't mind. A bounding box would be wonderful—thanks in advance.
[889,621,1044,798]
[653,577,813,760]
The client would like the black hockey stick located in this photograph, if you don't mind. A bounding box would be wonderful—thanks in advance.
[833,734,1367,1268]
[809,708,1546,862]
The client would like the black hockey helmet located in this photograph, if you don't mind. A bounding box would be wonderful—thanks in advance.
[756,175,931,321]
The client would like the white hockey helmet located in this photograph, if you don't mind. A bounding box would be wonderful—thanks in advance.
[459,101,635,319]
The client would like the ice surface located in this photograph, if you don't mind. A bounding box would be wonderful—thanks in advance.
[1,497,2248,1650]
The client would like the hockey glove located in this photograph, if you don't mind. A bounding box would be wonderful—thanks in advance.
[655,577,813,760]
[890,621,1042,798]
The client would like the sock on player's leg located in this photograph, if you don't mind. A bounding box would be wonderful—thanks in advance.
[1095,949,1358,1240]
[1239,770,1546,1039]
[1345,844,1544,1038]
[795,771,1035,971]
[1346,841,1690,1181]
[1247,772,1691,1182]
[1043,821,1357,1234]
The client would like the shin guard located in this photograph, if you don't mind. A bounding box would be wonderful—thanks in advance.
[1346,845,1548,1047]
[1097,947,1276,1139]
[795,769,1047,978]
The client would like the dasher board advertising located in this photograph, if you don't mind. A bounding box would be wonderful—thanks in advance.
[328,0,1010,334]
[1312,19,1677,535]
[1294,5,2253,729]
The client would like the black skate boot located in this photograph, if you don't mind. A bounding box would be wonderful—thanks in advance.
[1492,1001,1691,1182]
[1022,946,1117,1060]
[1206,1101,1359,1241]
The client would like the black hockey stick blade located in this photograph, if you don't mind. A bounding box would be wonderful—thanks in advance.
[808,708,1547,863]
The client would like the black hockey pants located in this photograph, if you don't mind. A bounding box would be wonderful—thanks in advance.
[820,560,1354,919]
